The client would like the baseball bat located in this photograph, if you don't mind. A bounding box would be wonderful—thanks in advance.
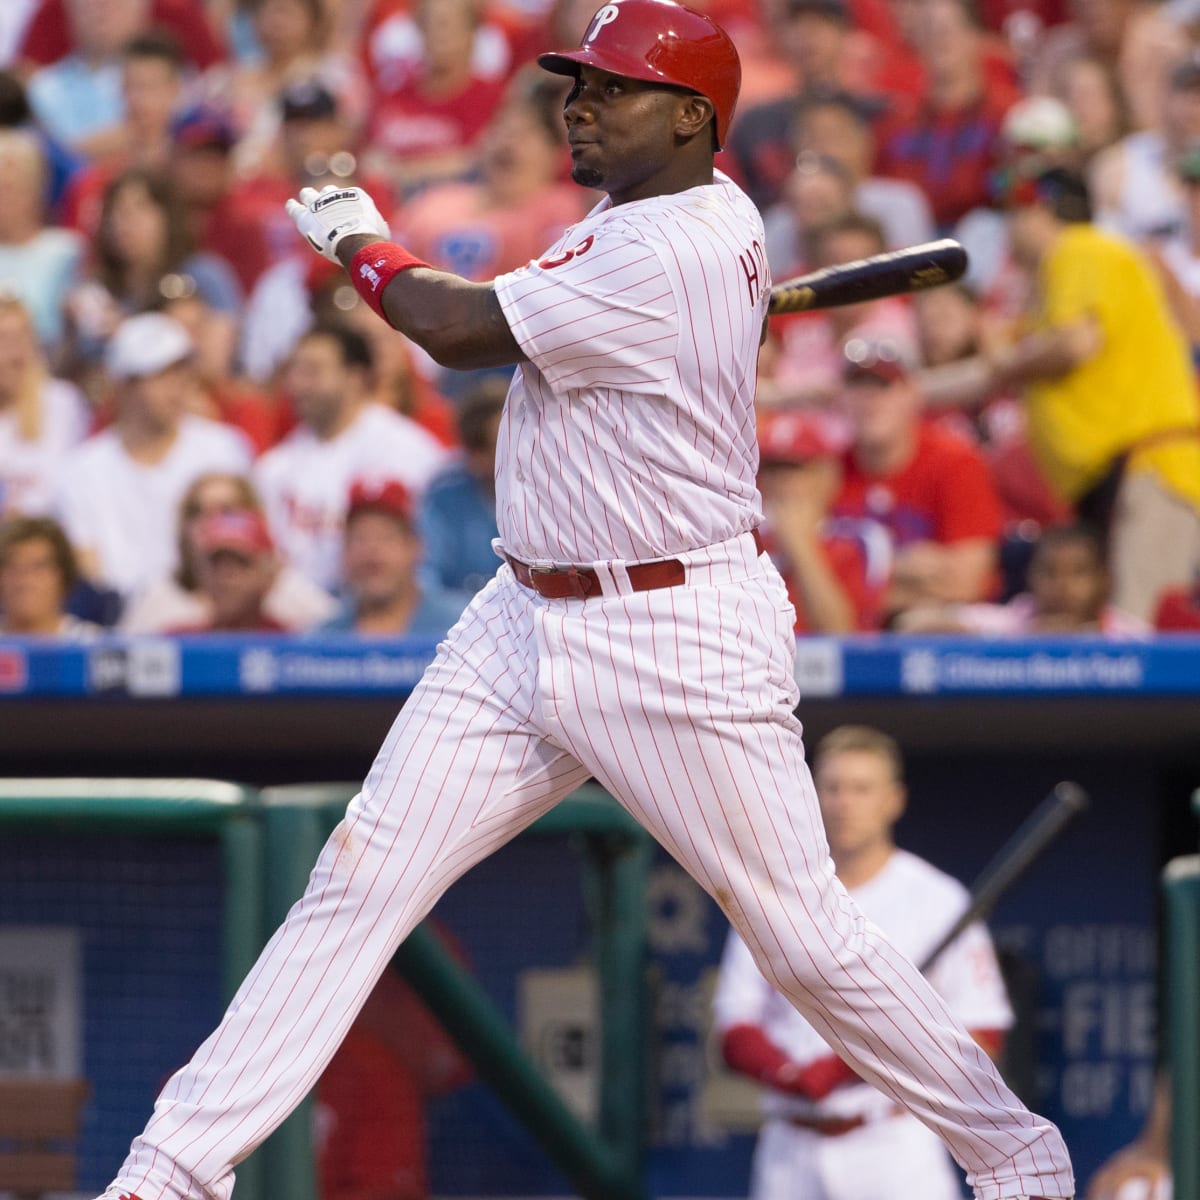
[767,238,969,315]
[918,781,1090,973]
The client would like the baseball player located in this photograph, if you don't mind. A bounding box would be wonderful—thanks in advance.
[712,724,1015,1200]
[91,4,1076,1199]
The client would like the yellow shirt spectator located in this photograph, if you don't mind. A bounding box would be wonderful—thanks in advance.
[1026,224,1200,510]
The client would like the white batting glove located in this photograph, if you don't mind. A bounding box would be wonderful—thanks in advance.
[285,185,391,263]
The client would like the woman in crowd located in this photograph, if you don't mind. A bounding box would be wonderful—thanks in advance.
[0,292,90,520]
[0,514,99,638]
[62,168,242,388]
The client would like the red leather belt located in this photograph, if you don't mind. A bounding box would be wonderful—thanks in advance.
[505,528,765,600]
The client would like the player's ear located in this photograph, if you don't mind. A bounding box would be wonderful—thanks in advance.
[890,782,908,823]
[676,93,715,143]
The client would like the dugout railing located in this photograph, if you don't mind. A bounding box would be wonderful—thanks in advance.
[0,777,653,1200]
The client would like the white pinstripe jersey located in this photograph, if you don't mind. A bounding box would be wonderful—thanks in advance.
[493,170,770,565]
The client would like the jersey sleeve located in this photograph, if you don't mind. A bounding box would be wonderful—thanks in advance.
[493,225,679,395]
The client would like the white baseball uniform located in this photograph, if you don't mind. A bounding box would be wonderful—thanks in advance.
[54,415,253,598]
[713,848,1015,1200]
[252,403,450,592]
[98,172,1073,1200]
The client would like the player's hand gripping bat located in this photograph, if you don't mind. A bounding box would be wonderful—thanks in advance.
[919,782,1090,973]
[768,239,969,316]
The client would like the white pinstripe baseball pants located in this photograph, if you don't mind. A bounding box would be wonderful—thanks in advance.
[104,532,1074,1200]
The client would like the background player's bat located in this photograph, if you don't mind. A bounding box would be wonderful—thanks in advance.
[767,238,969,315]
[918,782,1090,973]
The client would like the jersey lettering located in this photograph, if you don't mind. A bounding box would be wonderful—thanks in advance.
[538,235,595,270]
[738,239,767,308]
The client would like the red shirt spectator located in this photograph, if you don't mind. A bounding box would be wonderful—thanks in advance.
[832,336,1003,622]
[836,421,1003,548]
[17,0,225,71]
[757,409,892,634]
[873,0,1020,228]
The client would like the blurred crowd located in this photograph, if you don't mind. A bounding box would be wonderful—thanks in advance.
[3,0,1200,642]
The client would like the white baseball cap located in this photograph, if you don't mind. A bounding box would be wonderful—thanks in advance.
[105,312,194,380]
[1001,96,1077,151]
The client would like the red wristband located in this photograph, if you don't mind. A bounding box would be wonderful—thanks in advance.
[349,242,430,323]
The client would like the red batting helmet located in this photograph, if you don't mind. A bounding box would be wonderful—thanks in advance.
[537,0,741,149]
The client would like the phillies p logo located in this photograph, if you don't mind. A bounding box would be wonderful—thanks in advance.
[585,4,620,40]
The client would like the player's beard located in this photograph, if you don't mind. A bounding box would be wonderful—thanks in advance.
[571,163,604,190]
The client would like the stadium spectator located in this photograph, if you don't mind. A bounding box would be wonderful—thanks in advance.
[62,167,243,386]
[712,723,1013,1200]
[784,88,936,251]
[832,335,1004,624]
[53,311,253,600]
[759,211,919,413]
[317,478,471,637]
[395,87,590,281]
[165,508,288,633]
[13,0,225,77]
[0,514,99,637]
[58,30,186,237]
[0,127,85,352]
[1089,51,1200,244]
[360,0,523,98]
[209,0,367,178]
[756,408,890,633]
[335,292,459,446]
[920,166,1200,622]
[724,0,865,212]
[418,376,505,595]
[225,78,396,292]
[253,322,450,592]
[1144,142,1200,357]
[0,293,90,519]
[363,0,511,198]
[874,0,1021,232]
[119,470,336,633]
[954,94,1082,302]
[23,0,148,158]
[914,281,1070,533]
[158,284,288,454]
[895,520,1149,635]
[1027,0,1186,135]
[1047,53,1130,167]
[759,150,855,280]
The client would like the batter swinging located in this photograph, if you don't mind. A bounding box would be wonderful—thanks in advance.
[94,3,1075,1197]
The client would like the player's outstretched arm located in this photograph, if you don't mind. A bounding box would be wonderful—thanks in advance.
[286,185,524,371]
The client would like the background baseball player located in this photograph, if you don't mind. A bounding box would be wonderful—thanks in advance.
[713,724,1015,1200]
[90,4,1074,1199]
